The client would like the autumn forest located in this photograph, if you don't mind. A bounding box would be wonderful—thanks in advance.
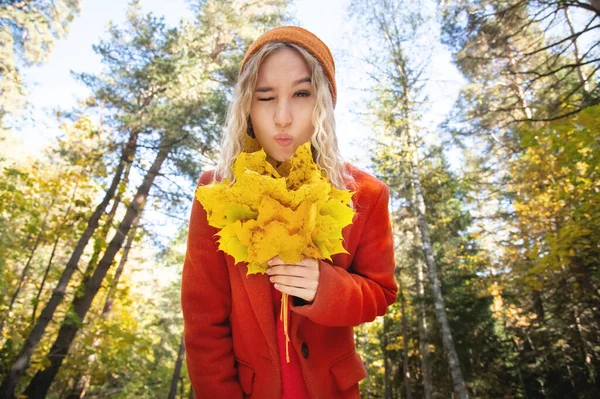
[1,0,599,398]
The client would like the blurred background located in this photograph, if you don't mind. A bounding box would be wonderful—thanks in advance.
[0,0,598,397]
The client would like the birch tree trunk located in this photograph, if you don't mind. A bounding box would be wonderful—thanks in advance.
[398,276,413,399]
[409,136,469,399]
[384,314,393,399]
[415,259,433,399]
[563,5,591,96]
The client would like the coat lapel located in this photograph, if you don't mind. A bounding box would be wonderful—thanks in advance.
[237,263,279,361]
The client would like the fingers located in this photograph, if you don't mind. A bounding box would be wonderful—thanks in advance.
[273,284,315,303]
[267,255,283,266]
[297,258,319,268]
[268,275,318,290]
[266,256,319,303]
[266,264,309,278]
[267,256,319,270]
[268,256,308,268]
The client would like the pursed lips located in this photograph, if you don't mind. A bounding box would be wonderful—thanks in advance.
[274,133,293,140]
[274,134,293,147]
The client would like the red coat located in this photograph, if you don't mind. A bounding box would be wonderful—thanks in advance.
[181,164,398,398]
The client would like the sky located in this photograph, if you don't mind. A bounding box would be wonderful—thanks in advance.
[9,0,464,170]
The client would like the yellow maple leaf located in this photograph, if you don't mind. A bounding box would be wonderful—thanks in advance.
[233,150,280,179]
[216,221,247,264]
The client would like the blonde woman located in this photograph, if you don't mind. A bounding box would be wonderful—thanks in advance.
[181,26,397,399]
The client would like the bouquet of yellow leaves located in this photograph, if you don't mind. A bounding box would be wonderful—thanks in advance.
[196,141,355,275]
[195,141,355,363]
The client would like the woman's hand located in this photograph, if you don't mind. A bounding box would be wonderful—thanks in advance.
[266,256,320,303]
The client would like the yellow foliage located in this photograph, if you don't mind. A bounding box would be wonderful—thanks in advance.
[506,105,600,284]
[196,142,355,275]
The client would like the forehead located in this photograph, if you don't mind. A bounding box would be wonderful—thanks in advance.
[256,47,311,84]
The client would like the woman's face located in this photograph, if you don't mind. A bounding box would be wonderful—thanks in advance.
[249,47,316,162]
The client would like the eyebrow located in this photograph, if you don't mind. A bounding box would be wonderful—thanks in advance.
[255,77,312,93]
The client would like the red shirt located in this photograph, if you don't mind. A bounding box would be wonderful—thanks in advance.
[271,284,311,399]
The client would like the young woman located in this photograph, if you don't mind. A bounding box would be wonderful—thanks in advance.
[181,26,398,399]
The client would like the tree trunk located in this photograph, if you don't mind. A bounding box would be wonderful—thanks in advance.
[532,290,545,322]
[383,314,393,399]
[0,130,139,399]
[22,144,169,399]
[410,186,433,399]
[398,277,412,399]
[61,213,141,398]
[64,213,141,398]
[507,50,533,121]
[102,214,140,316]
[572,303,598,384]
[31,181,81,324]
[357,324,371,398]
[79,156,130,283]
[168,335,186,399]
[409,138,469,399]
[415,260,433,399]
[0,196,56,333]
[61,176,133,399]
[571,256,600,331]
[563,6,591,96]
[31,234,60,324]
[65,372,91,399]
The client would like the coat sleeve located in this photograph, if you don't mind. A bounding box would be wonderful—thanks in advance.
[181,171,243,398]
[290,183,398,327]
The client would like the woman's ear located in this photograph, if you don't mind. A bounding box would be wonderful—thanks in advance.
[247,117,255,138]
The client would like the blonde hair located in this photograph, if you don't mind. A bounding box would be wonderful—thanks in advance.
[214,42,355,191]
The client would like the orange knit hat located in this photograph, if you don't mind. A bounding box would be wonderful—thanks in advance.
[240,26,337,107]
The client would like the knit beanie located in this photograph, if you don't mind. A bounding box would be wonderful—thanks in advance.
[240,26,337,107]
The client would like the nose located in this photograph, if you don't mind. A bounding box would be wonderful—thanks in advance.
[274,99,292,128]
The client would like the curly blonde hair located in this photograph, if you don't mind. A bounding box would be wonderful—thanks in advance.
[214,42,355,191]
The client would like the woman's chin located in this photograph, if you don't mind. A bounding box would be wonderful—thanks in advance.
[267,150,292,163]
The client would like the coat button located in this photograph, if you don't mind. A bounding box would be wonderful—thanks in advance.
[301,343,309,359]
